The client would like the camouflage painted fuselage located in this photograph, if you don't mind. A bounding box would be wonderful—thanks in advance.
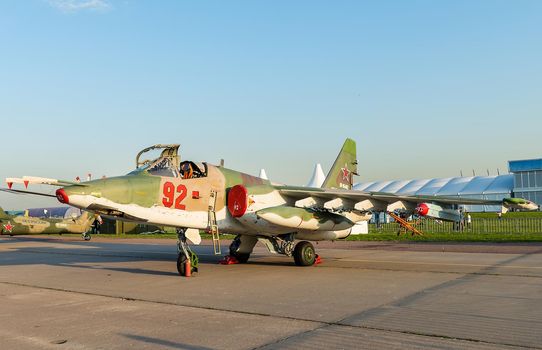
[0,211,95,236]
[57,164,354,241]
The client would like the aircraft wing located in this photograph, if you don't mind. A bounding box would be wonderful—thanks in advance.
[278,186,504,210]
[5,176,86,189]
[0,188,57,198]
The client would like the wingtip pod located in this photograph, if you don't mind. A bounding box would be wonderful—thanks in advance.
[4,176,88,188]
[5,178,23,189]
[6,176,59,187]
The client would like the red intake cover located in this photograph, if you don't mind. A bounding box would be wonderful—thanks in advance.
[56,189,69,204]
[415,203,429,216]
[228,185,248,218]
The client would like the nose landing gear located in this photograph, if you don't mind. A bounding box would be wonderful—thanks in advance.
[177,228,198,276]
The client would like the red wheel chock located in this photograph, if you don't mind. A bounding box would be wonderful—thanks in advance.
[314,254,323,265]
[219,255,240,265]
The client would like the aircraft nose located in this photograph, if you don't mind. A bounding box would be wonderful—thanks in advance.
[56,188,69,204]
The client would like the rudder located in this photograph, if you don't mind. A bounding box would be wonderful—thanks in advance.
[322,138,358,190]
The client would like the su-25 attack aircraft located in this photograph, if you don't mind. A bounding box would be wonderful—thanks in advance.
[4,140,538,276]
[0,207,97,240]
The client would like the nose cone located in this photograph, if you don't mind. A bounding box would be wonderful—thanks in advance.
[527,200,539,211]
[55,181,103,209]
[56,188,69,204]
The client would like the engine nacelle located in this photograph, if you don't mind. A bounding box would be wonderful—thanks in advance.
[415,203,461,222]
[227,184,294,235]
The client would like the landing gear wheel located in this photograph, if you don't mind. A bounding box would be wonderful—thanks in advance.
[293,241,316,266]
[176,251,199,276]
[228,235,257,264]
[177,253,187,276]
[231,252,250,264]
[82,233,91,241]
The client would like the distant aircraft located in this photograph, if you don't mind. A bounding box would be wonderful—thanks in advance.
[0,207,97,240]
[501,198,539,212]
[3,140,537,276]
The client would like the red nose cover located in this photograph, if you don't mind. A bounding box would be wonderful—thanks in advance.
[416,203,429,216]
[56,189,69,204]
[228,185,248,218]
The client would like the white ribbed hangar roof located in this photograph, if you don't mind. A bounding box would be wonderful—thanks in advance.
[354,174,513,196]
[354,175,513,211]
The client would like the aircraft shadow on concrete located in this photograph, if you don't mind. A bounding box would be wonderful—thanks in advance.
[0,236,296,277]
[120,333,214,350]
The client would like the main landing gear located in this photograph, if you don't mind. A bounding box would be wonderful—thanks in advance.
[293,241,316,266]
[258,234,320,266]
[177,228,198,276]
[82,232,91,241]
[223,235,258,264]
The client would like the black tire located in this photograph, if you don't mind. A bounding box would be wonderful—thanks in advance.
[293,241,316,266]
[233,252,250,264]
[177,253,187,276]
[229,240,251,263]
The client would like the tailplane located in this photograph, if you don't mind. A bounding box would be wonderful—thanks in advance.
[322,138,358,190]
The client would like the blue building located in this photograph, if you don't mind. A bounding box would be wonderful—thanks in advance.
[509,159,542,206]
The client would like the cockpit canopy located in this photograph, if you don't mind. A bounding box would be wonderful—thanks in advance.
[129,144,208,179]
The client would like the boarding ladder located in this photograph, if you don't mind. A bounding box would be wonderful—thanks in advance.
[387,212,424,236]
[208,190,221,255]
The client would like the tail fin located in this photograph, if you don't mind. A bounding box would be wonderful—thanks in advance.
[307,163,326,187]
[322,138,358,190]
[0,207,11,220]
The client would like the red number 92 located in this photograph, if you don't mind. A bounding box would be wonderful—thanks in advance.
[162,182,187,210]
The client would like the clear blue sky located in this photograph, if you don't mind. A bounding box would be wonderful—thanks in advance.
[1,0,541,210]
